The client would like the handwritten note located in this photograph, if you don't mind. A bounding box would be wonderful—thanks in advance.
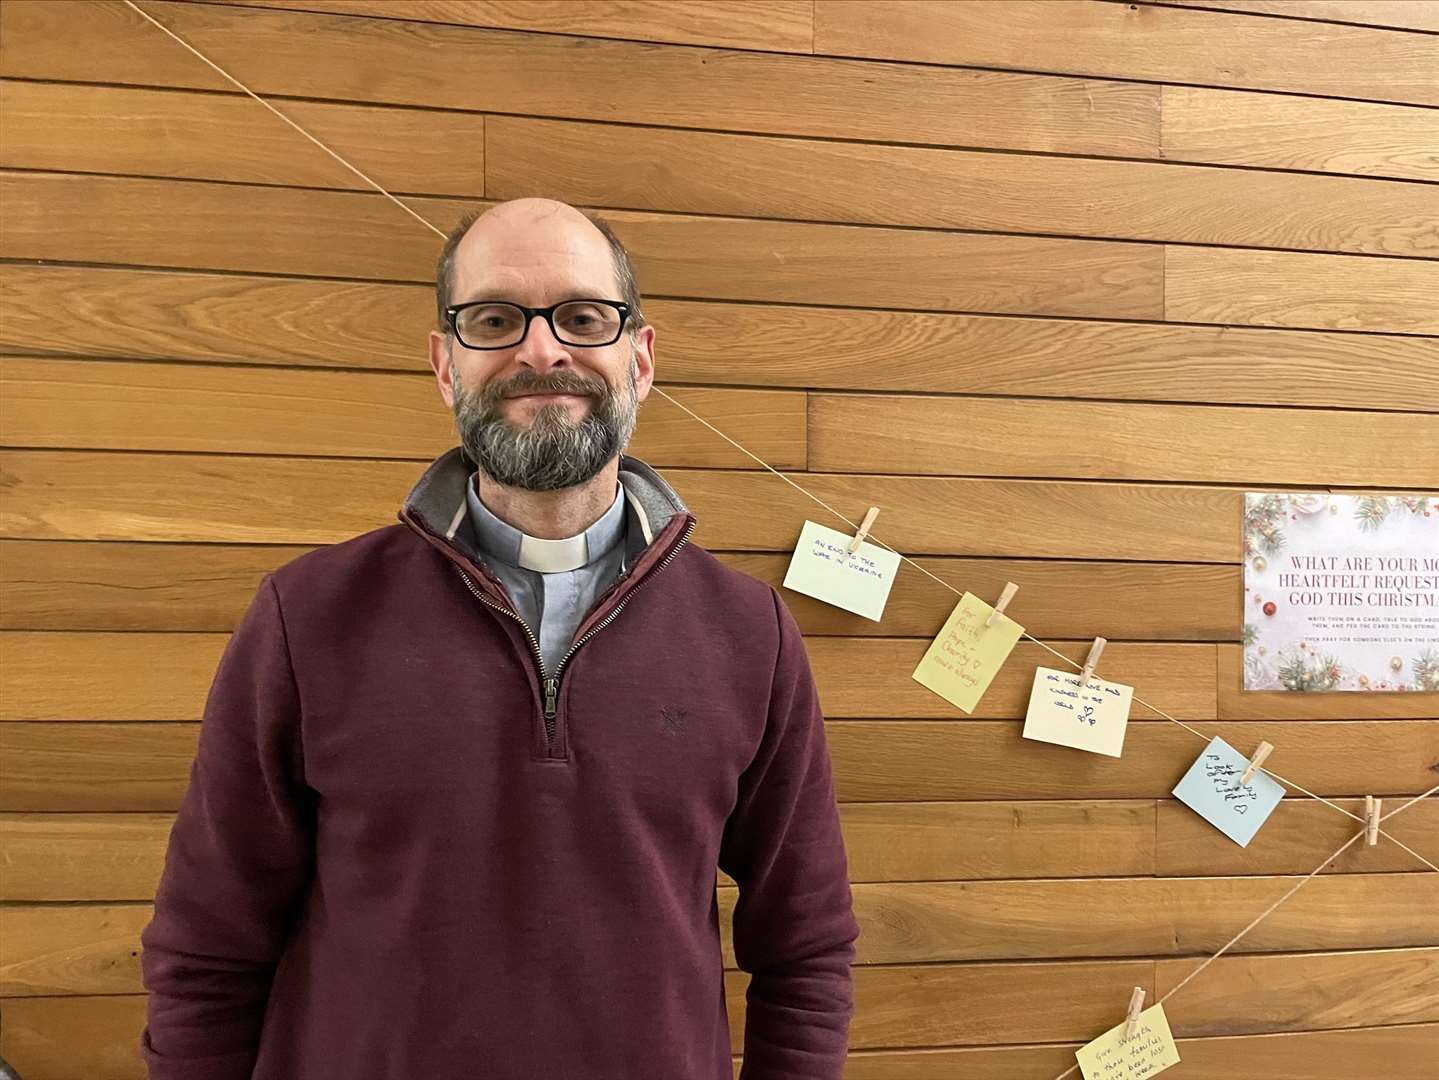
[781,520,901,621]
[1075,1002,1181,1080]
[911,592,1024,713]
[1022,665,1134,757]
[1171,736,1286,847]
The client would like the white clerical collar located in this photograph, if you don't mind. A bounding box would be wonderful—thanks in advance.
[464,473,626,573]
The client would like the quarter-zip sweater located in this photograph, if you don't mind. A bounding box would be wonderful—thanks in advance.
[138,445,860,1080]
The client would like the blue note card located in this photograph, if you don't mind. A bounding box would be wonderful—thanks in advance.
[1171,736,1286,847]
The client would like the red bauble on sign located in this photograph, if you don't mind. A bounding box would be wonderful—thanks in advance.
[1262,601,1276,616]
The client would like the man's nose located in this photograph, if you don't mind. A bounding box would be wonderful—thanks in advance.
[513,313,571,373]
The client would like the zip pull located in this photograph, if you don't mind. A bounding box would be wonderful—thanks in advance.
[543,676,559,718]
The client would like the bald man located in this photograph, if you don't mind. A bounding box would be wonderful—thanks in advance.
[138,198,860,1080]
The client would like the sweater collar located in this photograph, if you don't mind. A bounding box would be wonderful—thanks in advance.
[399,445,691,571]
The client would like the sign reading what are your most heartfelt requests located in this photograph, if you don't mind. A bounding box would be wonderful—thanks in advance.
[1243,491,1439,692]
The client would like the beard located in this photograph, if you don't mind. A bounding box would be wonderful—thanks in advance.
[451,349,640,492]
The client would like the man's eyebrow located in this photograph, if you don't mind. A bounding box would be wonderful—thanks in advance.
[458,287,614,304]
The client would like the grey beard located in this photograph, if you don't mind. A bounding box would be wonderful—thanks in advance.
[452,355,639,492]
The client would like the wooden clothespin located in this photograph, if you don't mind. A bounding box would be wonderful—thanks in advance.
[985,581,1019,627]
[847,506,880,555]
[1078,637,1107,688]
[1236,740,1275,788]
[1365,795,1382,845]
[1123,986,1146,1040]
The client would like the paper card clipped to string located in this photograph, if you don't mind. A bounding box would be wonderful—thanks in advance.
[782,520,901,621]
[1075,1002,1181,1080]
[1022,665,1134,757]
[1172,736,1286,847]
[911,592,1024,713]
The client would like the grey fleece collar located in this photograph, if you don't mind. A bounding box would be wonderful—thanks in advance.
[400,445,691,567]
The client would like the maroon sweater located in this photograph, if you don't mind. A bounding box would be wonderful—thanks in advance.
[138,447,860,1079]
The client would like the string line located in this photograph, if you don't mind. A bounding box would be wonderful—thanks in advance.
[1047,826,1368,1080]
[118,1,1439,1065]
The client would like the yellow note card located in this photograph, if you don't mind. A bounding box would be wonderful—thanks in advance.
[1075,1002,1181,1080]
[911,592,1024,714]
[1022,665,1134,758]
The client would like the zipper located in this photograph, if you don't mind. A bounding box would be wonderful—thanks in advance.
[452,516,697,752]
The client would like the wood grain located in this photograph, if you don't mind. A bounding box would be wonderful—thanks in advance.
[814,0,1439,104]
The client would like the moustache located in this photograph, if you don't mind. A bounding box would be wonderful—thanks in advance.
[494,377,607,400]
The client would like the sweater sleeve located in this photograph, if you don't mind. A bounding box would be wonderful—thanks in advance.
[138,572,316,1080]
[718,586,861,1079]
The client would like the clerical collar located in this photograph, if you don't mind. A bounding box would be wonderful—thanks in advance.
[464,473,626,573]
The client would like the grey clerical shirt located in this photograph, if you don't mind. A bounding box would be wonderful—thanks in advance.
[464,472,628,674]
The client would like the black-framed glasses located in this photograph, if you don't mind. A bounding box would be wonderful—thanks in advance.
[445,299,631,350]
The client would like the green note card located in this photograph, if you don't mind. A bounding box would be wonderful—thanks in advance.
[782,520,902,622]
[911,592,1024,714]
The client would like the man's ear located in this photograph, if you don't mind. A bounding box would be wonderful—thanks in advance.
[429,329,456,409]
[633,324,656,403]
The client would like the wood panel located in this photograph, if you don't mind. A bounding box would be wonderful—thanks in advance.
[822,720,1439,801]
[193,0,818,53]
[4,719,1433,810]
[0,78,486,195]
[838,1023,1439,1080]
[486,114,1439,257]
[0,0,1162,159]
[7,267,1433,412]
[828,883,1439,966]
[813,0,1439,105]
[1160,0,1439,34]
[1165,244,1439,334]
[0,357,807,470]
[1156,795,1439,876]
[2,541,1242,640]
[1151,946,1439,1036]
[0,450,1246,561]
[722,949,1439,1050]
[808,392,1439,487]
[1159,84,1439,181]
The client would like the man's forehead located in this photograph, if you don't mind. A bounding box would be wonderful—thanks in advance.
[454,208,618,301]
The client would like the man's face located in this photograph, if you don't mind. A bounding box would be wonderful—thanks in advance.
[430,202,655,492]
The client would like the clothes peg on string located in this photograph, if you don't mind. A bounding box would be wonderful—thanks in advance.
[1236,740,1275,788]
[1365,795,1382,845]
[1079,637,1107,688]
[985,581,1019,627]
[846,506,880,555]
[1123,986,1146,1040]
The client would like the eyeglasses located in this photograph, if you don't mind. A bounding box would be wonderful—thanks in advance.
[445,299,631,350]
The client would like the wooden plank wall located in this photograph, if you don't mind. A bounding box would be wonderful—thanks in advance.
[1,1,1437,1076]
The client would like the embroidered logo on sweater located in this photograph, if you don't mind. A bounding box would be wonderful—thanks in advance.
[659,705,689,735]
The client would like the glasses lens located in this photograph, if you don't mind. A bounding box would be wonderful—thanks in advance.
[455,303,526,347]
[553,301,622,346]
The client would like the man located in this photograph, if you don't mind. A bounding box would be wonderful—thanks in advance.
[138,197,860,1079]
